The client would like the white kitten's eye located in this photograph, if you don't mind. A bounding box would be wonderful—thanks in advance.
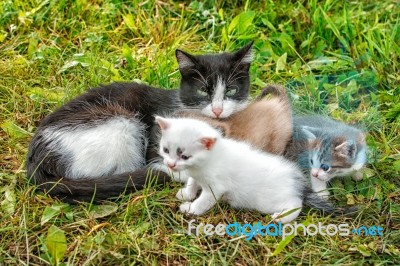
[181,155,191,160]
[197,88,208,97]
[321,164,330,172]
[163,147,169,154]
[225,87,238,97]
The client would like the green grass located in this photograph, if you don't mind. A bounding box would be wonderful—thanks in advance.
[1,0,399,265]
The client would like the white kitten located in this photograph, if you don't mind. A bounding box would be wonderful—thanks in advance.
[155,116,310,223]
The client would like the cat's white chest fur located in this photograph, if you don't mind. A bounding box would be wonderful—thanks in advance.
[43,117,146,179]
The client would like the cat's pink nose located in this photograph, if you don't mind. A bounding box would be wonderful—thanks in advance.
[311,169,319,177]
[212,107,223,118]
[168,162,176,169]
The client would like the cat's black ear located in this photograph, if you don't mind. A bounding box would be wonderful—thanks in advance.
[335,140,357,159]
[233,42,254,64]
[176,49,196,69]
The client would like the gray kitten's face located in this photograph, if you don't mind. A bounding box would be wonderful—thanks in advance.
[308,137,357,181]
[177,43,252,119]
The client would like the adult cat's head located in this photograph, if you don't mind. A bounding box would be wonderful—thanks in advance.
[176,43,253,118]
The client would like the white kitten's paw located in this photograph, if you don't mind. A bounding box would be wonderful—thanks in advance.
[176,188,196,201]
[179,202,193,214]
[170,171,190,183]
[179,202,202,215]
[352,171,363,181]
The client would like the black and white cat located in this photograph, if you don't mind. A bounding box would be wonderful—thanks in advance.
[26,43,253,202]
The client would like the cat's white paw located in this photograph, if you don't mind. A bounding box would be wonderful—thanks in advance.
[176,188,196,201]
[179,202,193,213]
[170,171,190,183]
[352,171,363,181]
[179,202,202,215]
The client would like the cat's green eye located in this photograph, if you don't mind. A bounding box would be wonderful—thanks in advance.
[163,147,169,154]
[321,164,330,172]
[197,88,208,97]
[226,87,238,97]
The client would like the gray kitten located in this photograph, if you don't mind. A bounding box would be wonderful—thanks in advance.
[285,115,367,197]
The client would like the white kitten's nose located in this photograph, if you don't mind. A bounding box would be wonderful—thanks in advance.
[168,162,176,170]
[212,107,223,118]
[311,169,319,177]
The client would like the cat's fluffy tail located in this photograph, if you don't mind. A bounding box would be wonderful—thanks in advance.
[255,84,288,103]
[29,168,170,203]
[304,190,358,216]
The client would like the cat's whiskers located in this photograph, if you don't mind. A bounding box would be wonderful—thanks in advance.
[192,77,207,87]
[205,71,217,83]
[227,75,247,87]
[192,69,209,87]
[227,60,245,85]
[147,157,163,165]
[227,70,239,85]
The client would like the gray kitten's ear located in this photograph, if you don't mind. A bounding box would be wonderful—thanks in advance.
[233,41,254,64]
[302,126,317,140]
[335,140,357,159]
[155,116,170,131]
[176,49,196,69]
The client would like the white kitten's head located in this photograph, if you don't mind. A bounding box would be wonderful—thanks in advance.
[155,116,220,172]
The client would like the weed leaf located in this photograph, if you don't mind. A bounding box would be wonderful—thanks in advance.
[89,203,118,219]
[276,53,287,73]
[228,11,255,35]
[1,185,16,216]
[272,233,295,256]
[1,120,30,139]
[46,225,67,265]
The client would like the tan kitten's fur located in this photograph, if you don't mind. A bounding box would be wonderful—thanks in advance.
[177,85,292,155]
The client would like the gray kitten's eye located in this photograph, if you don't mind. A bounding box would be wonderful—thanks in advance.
[197,88,208,97]
[321,164,330,172]
[226,87,238,97]
[163,147,169,154]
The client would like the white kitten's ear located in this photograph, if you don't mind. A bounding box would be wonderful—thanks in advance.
[176,49,196,69]
[155,116,170,131]
[335,141,356,159]
[233,41,254,64]
[302,126,317,140]
[200,137,216,150]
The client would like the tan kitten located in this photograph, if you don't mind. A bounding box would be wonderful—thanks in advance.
[177,84,292,155]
